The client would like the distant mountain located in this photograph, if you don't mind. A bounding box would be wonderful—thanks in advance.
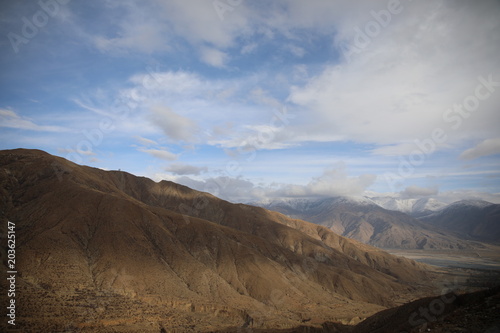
[0,149,434,332]
[419,200,500,243]
[256,196,475,250]
[370,197,447,217]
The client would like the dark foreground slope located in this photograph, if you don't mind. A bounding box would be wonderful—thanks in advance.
[1,149,434,332]
[210,285,500,332]
[352,285,500,333]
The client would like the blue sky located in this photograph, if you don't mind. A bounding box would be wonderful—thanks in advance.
[1,0,500,203]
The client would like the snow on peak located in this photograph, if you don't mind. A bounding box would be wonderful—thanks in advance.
[369,197,447,214]
[255,196,378,211]
[330,196,378,206]
[445,199,494,209]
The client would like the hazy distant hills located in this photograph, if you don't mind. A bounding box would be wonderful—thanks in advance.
[255,197,480,250]
[0,149,434,332]
[419,200,500,243]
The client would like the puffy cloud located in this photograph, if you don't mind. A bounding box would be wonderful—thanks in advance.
[289,1,500,151]
[275,163,376,198]
[154,161,376,203]
[460,138,500,160]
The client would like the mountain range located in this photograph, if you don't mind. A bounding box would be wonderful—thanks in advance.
[256,197,499,250]
[0,149,437,332]
[370,197,448,218]
[420,200,500,243]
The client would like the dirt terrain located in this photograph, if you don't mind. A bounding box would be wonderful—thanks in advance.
[0,149,435,332]
[1,149,498,332]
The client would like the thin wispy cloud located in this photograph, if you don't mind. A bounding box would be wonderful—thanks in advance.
[0,109,69,132]
[138,148,178,161]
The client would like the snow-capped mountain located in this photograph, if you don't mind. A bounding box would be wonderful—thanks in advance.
[369,197,447,217]
[255,196,474,250]
[256,195,377,208]
[251,196,378,218]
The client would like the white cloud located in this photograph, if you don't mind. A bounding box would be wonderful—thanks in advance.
[460,138,500,160]
[286,44,306,58]
[367,188,500,205]
[160,0,249,48]
[152,162,376,203]
[400,185,439,198]
[128,71,206,96]
[241,42,257,55]
[35,0,499,204]
[163,175,265,203]
[138,148,178,161]
[134,136,158,146]
[200,47,228,68]
[165,163,208,176]
[87,0,251,59]
[288,1,500,151]
[148,106,198,143]
[90,1,171,54]
[94,23,168,54]
[0,109,68,132]
[435,190,500,205]
[57,147,96,156]
[275,163,376,198]
[371,143,425,157]
[120,69,296,150]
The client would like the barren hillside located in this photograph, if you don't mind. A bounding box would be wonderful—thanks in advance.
[1,149,435,332]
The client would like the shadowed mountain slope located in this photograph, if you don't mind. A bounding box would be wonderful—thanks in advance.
[352,285,500,333]
[1,149,435,332]
[420,200,500,243]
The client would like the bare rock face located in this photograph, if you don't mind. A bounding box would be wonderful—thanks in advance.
[0,149,435,332]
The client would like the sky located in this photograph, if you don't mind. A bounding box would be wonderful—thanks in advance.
[1,0,500,204]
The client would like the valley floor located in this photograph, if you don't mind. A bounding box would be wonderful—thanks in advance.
[385,245,500,271]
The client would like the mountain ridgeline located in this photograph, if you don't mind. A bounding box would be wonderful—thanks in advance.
[256,197,489,250]
[0,149,436,332]
[419,200,500,243]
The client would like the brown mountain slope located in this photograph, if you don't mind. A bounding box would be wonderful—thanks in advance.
[1,149,435,332]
